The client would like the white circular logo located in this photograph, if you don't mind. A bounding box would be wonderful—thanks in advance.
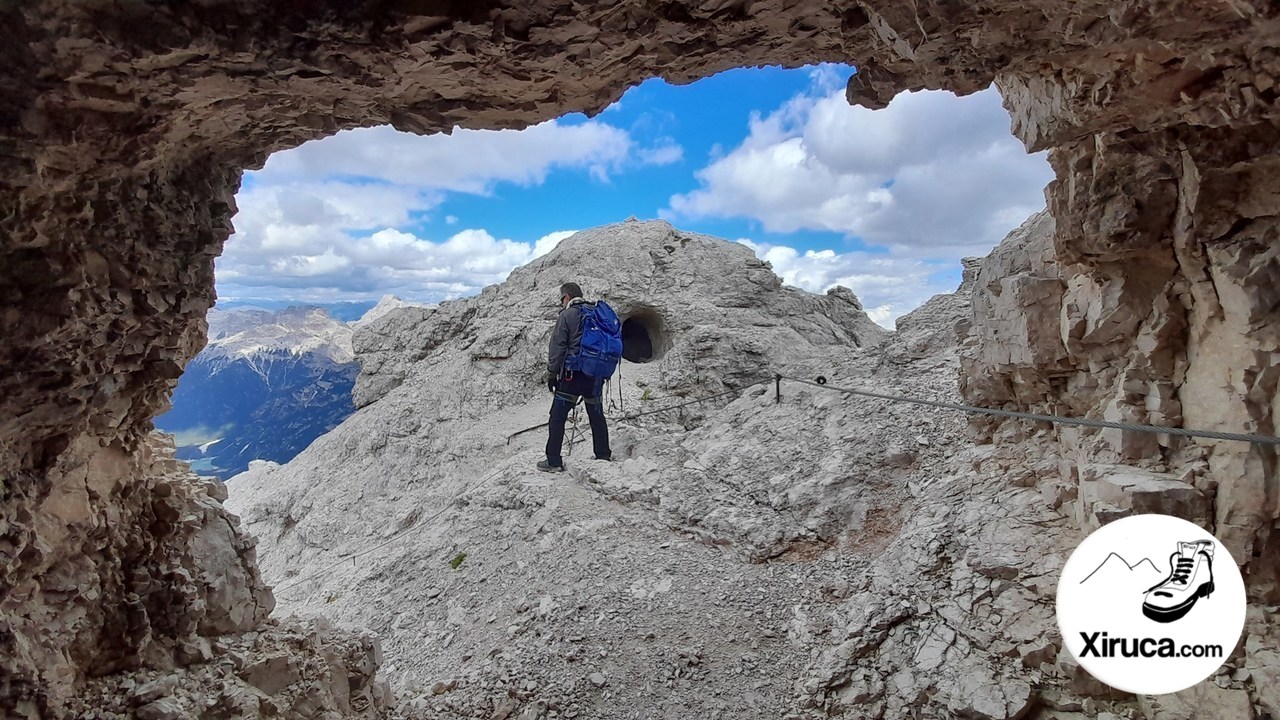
[1056,514,1246,695]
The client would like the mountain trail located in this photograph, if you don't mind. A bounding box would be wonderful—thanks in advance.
[226,220,1107,718]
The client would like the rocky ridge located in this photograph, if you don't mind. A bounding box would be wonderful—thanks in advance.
[203,306,356,367]
[0,431,389,719]
[353,296,433,330]
[227,219,1277,719]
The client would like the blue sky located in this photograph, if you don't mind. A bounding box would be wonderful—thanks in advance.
[218,64,1053,326]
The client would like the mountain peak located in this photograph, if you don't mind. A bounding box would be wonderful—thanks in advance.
[354,295,432,327]
[205,305,355,364]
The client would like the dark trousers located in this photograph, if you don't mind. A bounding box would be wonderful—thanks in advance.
[546,372,610,466]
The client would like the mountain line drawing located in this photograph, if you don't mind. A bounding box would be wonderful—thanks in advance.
[1080,552,1162,584]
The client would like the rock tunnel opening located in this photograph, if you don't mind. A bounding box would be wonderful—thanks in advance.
[4,2,1280,716]
[621,308,668,364]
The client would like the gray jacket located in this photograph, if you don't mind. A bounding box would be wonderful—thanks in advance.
[547,298,592,376]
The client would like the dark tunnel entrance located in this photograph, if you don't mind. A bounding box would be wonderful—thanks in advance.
[621,308,668,363]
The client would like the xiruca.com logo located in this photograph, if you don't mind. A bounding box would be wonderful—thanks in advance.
[1056,514,1246,695]
[1078,633,1222,659]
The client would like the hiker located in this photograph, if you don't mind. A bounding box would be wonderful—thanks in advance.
[540,282,621,472]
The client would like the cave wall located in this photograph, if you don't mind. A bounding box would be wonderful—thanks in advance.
[1,0,1278,713]
[1,434,274,715]
[960,120,1280,597]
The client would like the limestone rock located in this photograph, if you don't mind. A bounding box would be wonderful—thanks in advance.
[1074,463,1211,531]
[1137,683,1256,720]
[351,220,887,409]
[1245,609,1280,718]
[959,210,1067,414]
[960,129,1280,584]
[64,617,387,719]
[226,222,1086,719]
[240,653,302,696]
[135,697,185,720]
[0,433,388,718]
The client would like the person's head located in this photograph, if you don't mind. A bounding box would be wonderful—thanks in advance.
[559,282,583,308]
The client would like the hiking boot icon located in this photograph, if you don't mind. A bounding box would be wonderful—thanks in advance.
[1142,540,1215,623]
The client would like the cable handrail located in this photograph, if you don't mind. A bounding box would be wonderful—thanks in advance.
[776,374,1280,446]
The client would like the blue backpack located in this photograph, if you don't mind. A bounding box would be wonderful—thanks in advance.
[566,301,624,380]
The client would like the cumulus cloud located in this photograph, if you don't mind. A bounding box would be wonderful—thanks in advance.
[533,230,576,259]
[254,120,676,190]
[738,239,957,328]
[668,86,1053,256]
[219,227,578,303]
[218,115,671,303]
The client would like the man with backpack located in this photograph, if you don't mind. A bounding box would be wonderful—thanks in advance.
[539,282,622,472]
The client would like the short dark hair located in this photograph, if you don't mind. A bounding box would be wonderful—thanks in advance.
[560,282,583,299]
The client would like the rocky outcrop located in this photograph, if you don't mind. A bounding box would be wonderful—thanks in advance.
[227,222,1276,718]
[66,616,390,720]
[350,220,886,411]
[352,296,433,330]
[959,130,1280,600]
[238,218,889,561]
[1,433,268,715]
[227,223,1065,718]
[0,432,388,718]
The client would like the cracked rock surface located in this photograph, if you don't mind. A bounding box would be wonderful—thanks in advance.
[229,220,1278,719]
[1,433,389,718]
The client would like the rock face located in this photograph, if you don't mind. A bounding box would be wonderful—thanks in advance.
[3,0,1280,716]
[229,220,1059,718]
[350,220,886,413]
[961,173,1280,598]
[0,433,265,714]
[0,432,387,718]
[224,220,1273,720]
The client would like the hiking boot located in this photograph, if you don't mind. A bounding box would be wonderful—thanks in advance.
[594,453,612,461]
[1142,540,1215,623]
[536,460,565,473]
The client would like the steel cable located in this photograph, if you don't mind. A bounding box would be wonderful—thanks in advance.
[778,375,1280,446]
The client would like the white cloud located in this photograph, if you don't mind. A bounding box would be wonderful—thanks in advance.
[219,114,671,304]
[737,239,956,328]
[533,230,577,258]
[231,182,433,252]
[254,120,675,191]
[219,226,578,304]
[636,140,684,167]
[668,86,1053,256]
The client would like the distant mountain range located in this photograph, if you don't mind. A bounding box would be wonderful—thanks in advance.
[214,298,380,323]
[156,296,421,479]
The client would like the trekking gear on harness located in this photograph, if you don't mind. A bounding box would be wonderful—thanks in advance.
[564,300,623,380]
